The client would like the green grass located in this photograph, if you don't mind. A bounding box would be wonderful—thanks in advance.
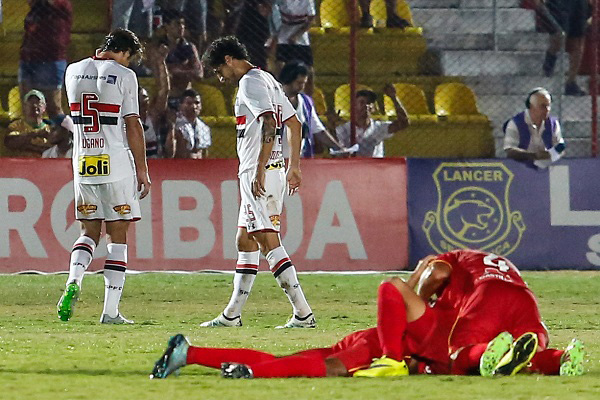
[0,272,599,400]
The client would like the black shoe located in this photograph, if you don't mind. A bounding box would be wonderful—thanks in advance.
[386,14,411,29]
[221,363,254,379]
[542,51,557,77]
[493,332,538,376]
[565,81,586,96]
[360,14,373,28]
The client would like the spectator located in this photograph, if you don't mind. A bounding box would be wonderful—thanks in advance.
[3,90,51,157]
[155,9,204,99]
[537,0,590,96]
[159,0,208,51]
[330,85,409,158]
[173,89,211,158]
[41,114,74,158]
[140,44,171,158]
[279,61,343,157]
[19,0,72,119]
[236,0,273,70]
[269,0,316,95]
[503,88,565,167]
[112,0,153,40]
[356,0,411,28]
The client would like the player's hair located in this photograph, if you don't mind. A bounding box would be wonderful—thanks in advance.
[279,61,309,85]
[525,87,552,109]
[100,28,143,58]
[181,89,200,100]
[162,9,184,26]
[203,36,249,68]
[356,89,377,104]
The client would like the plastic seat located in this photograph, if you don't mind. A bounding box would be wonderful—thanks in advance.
[320,0,350,29]
[0,0,28,33]
[371,0,415,26]
[434,83,488,122]
[334,84,373,119]
[192,83,228,116]
[8,86,22,120]
[384,83,437,123]
[312,87,327,115]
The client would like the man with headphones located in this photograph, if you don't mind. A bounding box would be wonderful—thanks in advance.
[502,87,565,166]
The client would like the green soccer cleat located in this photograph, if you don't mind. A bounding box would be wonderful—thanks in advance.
[353,356,409,378]
[559,339,585,376]
[480,331,514,377]
[57,281,80,321]
[150,334,190,379]
[493,332,538,376]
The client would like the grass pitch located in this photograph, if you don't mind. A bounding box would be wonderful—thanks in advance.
[0,271,599,400]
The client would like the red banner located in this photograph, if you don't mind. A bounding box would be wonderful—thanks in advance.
[0,158,408,273]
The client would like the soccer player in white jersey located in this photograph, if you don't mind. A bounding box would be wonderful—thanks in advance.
[56,29,151,324]
[201,36,315,328]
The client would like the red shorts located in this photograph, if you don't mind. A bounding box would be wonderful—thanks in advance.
[449,280,549,352]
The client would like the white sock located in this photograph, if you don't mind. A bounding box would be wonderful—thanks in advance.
[102,243,127,318]
[223,251,259,318]
[266,246,312,318]
[67,236,96,289]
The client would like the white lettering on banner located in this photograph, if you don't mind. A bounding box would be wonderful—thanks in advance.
[221,180,239,260]
[162,180,215,258]
[306,180,366,259]
[550,166,600,226]
[586,234,600,266]
[281,192,303,255]
[135,193,153,258]
[0,178,47,257]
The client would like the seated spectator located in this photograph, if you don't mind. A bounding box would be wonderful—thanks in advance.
[155,9,204,99]
[236,0,273,70]
[41,114,74,158]
[503,88,565,167]
[329,85,409,158]
[3,90,52,157]
[356,0,411,28]
[173,89,211,158]
[269,0,316,95]
[19,0,72,119]
[279,61,343,157]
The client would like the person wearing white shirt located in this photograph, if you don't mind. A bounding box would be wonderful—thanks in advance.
[173,89,211,158]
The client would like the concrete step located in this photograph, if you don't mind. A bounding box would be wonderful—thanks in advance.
[439,50,569,76]
[409,0,459,8]
[462,75,589,95]
[411,8,536,34]
[460,0,522,8]
[425,31,550,51]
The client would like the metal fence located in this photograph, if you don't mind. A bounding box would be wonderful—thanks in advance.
[0,0,597,159]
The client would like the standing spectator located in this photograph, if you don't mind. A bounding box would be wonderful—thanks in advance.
[41,115,74,158]
[112,0,153,40]
[156,9,204,99]
[19,0,72,120]
[236,0,273,70]
[503,88,565,166]
[279,61,342,157]
[356,0,411,28]
[173,89,211,158]
[159,0,208,51]
[330,85,409,158]
[537,0,590,96]
[3,90,51,157]
[269,0,316,95]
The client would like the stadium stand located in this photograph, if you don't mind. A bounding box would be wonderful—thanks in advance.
[434,83,488,123]
[383,83,437,123]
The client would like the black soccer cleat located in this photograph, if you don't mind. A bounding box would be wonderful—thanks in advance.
[221,362,254,379]
[493,332,538,376]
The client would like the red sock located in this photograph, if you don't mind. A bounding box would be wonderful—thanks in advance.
[450,344,488,375]
[376,282,407,360]
[186,346,276,369]
[251,354,327,378]
[529,349,563,375]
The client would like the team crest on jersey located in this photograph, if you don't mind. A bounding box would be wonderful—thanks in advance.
[113,204,131,215]
[422,162,526,256]
[236,115,246,138]
[77,204,97,215]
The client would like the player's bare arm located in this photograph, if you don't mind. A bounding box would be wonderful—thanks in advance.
[285,114,302,195]
[149,44,170,120]
[252,112,278,199]
[414,260,451,302]
[125,115,151,199]
[407,255,437,288]
[384,83,410,133]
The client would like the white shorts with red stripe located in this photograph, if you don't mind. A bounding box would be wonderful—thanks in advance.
[74,175,141,221]
[237,167,286,233]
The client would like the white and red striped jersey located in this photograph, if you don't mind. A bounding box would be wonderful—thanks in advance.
[65,56,140,184]
[234,68,295,176]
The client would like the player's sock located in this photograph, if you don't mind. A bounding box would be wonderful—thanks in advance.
[186,346,276,368]
[405,305,436,346]
[223,251,259,318]
[528,349,563,375]
[102,243,127,318]
[67,235,96,288]
[267,246,312,318]
[377,282,407,360]
[450,343,488,375]
[251,354,327,378]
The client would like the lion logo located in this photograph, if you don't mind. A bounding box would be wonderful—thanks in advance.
[423,162,526,256]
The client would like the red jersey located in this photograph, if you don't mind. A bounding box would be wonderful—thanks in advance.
[20,0,72,62]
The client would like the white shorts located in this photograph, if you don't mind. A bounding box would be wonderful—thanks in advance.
[237,168,286,233]
[74,175,141,221]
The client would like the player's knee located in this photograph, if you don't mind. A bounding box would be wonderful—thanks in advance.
[325,358,349,377]
[387,276,410,293]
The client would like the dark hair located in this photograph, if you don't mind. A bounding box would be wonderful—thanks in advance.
[162,9,184,26]
[279,61,309,85]
[203,36,249,68]
[356,89,377,104]
[181,89,200,100]
[100,28,143,57]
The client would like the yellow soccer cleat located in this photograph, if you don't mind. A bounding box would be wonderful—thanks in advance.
[493,332,538,376]
[353,356,409,377]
